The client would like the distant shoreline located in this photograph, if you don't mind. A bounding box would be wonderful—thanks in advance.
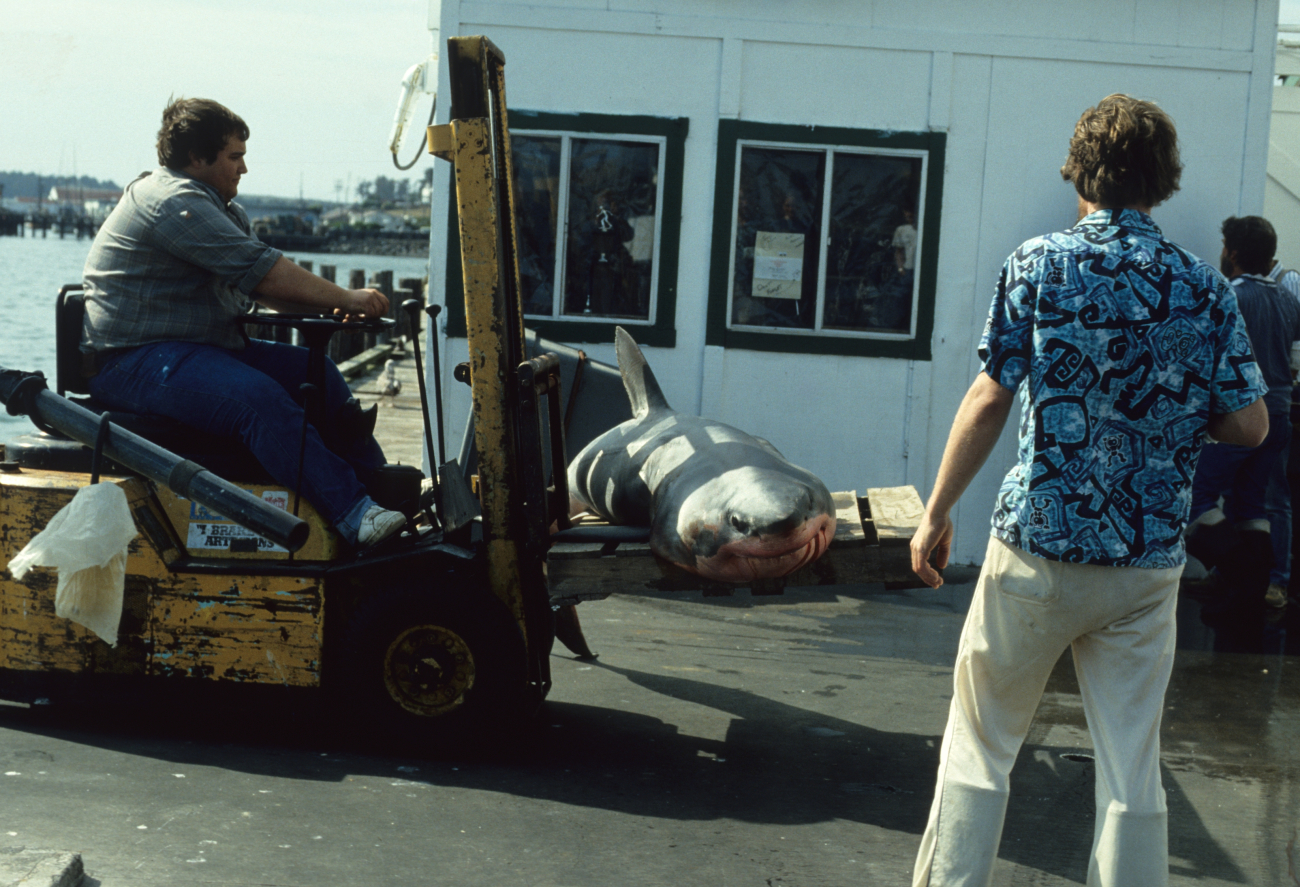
[319,236,429,258]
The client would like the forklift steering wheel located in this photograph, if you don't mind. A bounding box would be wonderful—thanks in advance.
[239,313,395,334]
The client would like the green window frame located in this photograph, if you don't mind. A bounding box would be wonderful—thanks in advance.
[443,111,688,347]
[707,120,945,359]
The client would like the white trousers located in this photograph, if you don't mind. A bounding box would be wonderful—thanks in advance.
[912,536,1182,887]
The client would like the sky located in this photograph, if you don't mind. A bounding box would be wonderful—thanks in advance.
[2,0,437,202]
[9,1,1300,203]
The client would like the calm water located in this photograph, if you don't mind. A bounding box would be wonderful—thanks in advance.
[0,234,430,442]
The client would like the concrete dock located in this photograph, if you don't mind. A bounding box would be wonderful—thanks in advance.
[0,571,1296,886]
[338,332,431,472]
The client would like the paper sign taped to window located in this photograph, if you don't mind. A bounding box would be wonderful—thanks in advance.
[629,215,655,263]
[753,231,804,299]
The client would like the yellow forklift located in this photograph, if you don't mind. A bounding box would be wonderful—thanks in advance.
[0,36,571,746]
[0,37,925,749]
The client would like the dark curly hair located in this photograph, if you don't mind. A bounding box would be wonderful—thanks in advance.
[1221,216,1277,276]
[1060,94,1182,209]
[156,97,249,169]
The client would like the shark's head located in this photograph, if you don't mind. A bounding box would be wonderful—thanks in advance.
[669,466,837,583]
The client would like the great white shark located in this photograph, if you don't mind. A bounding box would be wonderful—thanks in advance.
[566,327,837,583]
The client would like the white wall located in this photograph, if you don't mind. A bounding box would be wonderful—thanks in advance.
[1267,46,1300,268]
[427,0,1279,566]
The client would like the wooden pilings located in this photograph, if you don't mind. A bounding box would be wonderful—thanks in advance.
[0,214,99,239]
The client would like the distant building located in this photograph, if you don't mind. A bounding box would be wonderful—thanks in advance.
[46,186,122,205]
[351,210,407,231]
[45,186,122,223]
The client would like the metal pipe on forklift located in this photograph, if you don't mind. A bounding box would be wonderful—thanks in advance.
[0,368,309,552]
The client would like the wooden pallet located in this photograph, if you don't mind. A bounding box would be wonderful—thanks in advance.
[547,485,927,605]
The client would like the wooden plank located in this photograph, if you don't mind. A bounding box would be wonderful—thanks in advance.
[866,486,924,546]
[547,540,921,604]
[831,490,866,547]
[857,495,878,546]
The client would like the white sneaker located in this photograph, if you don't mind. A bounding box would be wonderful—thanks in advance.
[356,505,406,547]
[1265,583,1288,608]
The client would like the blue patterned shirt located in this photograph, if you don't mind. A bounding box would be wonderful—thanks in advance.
[82,167,283,353]
[980,209,1265,568]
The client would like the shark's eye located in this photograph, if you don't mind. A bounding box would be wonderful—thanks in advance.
[729,514,750,535]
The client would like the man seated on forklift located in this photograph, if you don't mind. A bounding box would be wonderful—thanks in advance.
[79,97,406,549]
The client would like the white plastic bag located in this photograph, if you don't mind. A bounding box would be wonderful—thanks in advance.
[7,482,138,646]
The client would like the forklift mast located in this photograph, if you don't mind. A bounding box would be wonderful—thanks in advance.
[428,36,565,700]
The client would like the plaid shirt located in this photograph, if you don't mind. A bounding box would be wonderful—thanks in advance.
[980,209,1264,568]
[81,167,282,352]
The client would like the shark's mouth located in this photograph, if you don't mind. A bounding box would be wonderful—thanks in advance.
[684,513,837,583]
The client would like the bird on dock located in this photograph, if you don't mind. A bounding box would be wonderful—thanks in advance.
[378,359,402,397]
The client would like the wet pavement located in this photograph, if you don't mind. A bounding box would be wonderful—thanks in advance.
[0,567,1296,886]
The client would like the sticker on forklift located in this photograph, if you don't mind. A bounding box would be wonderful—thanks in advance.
[185,492,289,553]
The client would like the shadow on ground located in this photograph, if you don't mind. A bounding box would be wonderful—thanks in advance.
[0,566,1288,884]
[0,645,1262,885]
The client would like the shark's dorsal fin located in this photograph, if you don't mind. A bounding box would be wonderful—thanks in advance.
[615,326,671,418]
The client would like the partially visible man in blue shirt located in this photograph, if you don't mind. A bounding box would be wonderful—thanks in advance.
[909,94,1267,887]
[1189,216,1300,608]
[1268,256,1300,304]
[82,98,406,549]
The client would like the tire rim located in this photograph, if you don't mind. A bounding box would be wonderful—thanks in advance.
[382,624,476,717]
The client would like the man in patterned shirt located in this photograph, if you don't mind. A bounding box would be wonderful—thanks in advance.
[909,95,1267,886]
[81,98,407,549]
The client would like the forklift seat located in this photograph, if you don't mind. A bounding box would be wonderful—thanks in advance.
[55,285,92,397]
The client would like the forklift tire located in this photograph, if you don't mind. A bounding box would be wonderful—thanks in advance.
[338,584,528,751]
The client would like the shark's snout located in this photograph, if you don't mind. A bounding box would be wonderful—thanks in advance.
[670,467,837,582]
[687,511,837,583]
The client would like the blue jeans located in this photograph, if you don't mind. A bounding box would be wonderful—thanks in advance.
[88,339,385,535]
[1191,412,1291,576]
[1265,423,1294,587]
